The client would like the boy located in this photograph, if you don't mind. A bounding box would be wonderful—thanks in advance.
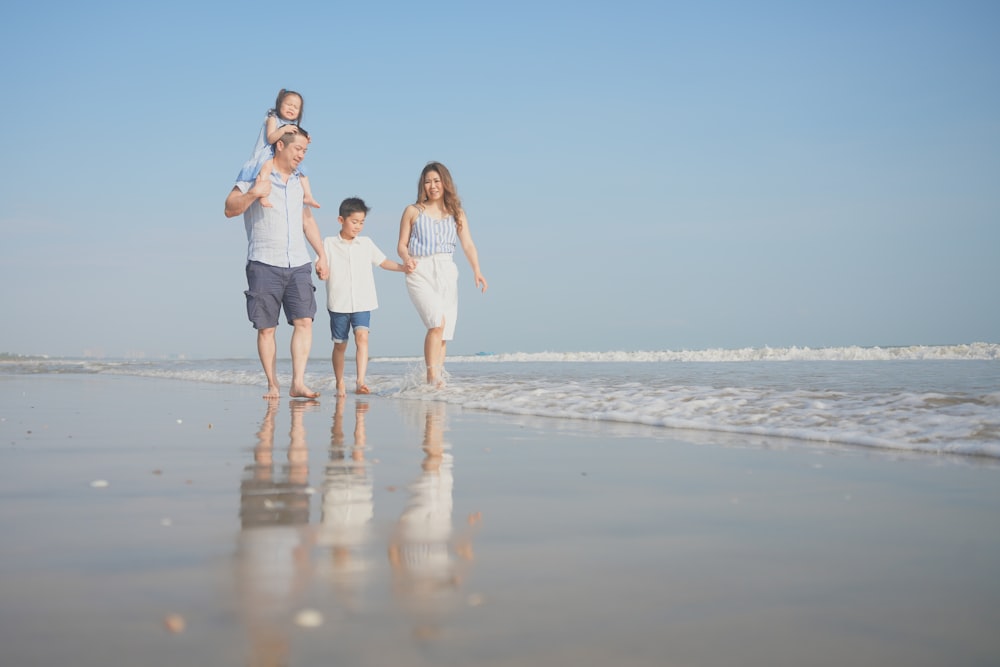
[323,198,410,396]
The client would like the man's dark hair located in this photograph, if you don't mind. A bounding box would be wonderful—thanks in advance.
[274,126,308,148]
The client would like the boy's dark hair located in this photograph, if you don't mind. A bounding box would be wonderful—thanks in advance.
[339,197,370,218]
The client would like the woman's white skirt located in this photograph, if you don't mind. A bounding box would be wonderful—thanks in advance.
[406,253,459,341]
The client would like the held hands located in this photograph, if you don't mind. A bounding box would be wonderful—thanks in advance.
[403,257,418,273]
[315,256,329,281]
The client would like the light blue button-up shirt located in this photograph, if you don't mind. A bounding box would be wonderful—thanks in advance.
[236,170,310,268]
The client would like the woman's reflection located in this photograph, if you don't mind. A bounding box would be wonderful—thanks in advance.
[389,401,479,641]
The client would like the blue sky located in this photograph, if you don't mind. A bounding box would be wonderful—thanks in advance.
[2,1,997,359]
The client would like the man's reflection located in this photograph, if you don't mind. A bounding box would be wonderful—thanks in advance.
[317,395,374,610]
[389,401,479,641]
[236,399,318,667]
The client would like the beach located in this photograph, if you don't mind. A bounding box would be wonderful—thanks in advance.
[2,371,999,666]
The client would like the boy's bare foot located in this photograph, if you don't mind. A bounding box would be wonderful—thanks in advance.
[356,384,370,395]
[290,384,320,399]
[260,197,274,208]
[263,385,280,400]
[336,379,347,397]
[304,197,321,208]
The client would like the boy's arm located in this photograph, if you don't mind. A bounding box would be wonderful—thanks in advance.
[370,239,409,273]
[379,258,409,273]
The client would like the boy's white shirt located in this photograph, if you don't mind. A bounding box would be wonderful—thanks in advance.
[322,235,387,312]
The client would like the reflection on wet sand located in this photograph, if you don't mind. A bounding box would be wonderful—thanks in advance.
[236,399,318,667]
[235,398,481,663]
[390,401,480,641]
[316,395,374,611]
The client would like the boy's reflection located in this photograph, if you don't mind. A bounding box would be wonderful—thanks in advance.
[389,401,479,640]
[236,399,318,667]
[317,395,374,609]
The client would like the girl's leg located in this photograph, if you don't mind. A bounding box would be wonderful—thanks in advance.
[301,175,321,208]
[258,159,274,208]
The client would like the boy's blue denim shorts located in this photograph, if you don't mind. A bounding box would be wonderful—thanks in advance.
[245,261,317,329]
[328,311,371,343]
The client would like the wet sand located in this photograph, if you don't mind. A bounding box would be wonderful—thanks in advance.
[2,373,999,667]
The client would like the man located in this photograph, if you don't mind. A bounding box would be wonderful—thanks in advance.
[225,127,329,399]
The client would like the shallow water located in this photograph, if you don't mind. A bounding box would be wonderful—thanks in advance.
[8,344,996,459]
[413,359,1000,458]
[1,374,999,666]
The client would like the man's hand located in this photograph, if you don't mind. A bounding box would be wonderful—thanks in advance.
[315,256,329,281]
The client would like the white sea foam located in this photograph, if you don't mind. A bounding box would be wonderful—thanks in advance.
[3,343,998,368]
[445,342,1000,363]
[384,372,1000,460]
[4,344,998,460]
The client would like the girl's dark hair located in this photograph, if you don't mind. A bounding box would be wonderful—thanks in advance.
[273,88,304,124]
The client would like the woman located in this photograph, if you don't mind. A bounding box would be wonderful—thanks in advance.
[397,162,487,386]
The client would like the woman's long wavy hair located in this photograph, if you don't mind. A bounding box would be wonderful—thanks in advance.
[416,161,463,230]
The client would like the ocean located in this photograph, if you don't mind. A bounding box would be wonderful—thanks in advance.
[4,343,998,460]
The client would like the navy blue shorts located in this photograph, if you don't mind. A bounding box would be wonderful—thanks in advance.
[329,311,371,343]
[245,261,317,329]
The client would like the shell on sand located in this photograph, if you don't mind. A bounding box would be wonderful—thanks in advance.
[163,613,186,633]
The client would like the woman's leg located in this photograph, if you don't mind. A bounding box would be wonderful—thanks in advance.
[424,324,445,385]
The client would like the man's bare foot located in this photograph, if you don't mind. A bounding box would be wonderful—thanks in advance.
[336,380,347,397]
[260,197,274,208]
[304,197,321,208]
[356,384,370,395]
[263,385,280,400]
[290,384,320,399]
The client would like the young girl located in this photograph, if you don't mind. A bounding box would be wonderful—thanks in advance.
[236,89,320,208]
